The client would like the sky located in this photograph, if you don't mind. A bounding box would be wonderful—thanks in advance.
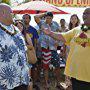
[11,0,87,28]
[11,0,25,6]
[53,7,86,24]
[11,0,25,4]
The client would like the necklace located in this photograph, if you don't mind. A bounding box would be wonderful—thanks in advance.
[0,24,17,35]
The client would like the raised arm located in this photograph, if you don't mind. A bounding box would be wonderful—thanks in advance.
[25,33,37,64]
[25,33,34,50]
[43,27,66,43]
[34,13,45,24]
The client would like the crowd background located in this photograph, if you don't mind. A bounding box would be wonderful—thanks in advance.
[0,1,89,90]
[14,7,86,28]
[13,11,82,90]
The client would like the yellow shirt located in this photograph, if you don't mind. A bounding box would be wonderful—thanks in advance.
[62,26,90,82]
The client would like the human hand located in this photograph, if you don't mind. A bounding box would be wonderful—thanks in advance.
[41,26,51,35]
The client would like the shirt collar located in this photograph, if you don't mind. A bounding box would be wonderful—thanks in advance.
[0,22,14,33]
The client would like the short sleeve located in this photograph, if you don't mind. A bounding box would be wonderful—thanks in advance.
[38,20,44,28]
[61,29,76,45]
[33,29,39,39]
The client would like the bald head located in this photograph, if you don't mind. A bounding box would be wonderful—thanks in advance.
[0,3,12,13]
[0,3,13,25]
[83,8,90,27]
[84,8,90,13]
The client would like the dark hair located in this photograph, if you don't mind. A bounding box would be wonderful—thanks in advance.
[69,14,80,30]
[22,14,31,20]
[60,19,65,23]
[45,12,53,17]
[60,19,65,22]
[14,20,23,27]
[14,20,29,43]
[14,20,26,35]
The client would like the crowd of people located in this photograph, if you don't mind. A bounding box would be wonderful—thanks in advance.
[0,3,90,90]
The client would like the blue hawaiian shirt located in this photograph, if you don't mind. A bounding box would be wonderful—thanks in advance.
[38,20,60,50]
[0,26,30,90]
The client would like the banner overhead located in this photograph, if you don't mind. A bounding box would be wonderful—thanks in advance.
[30,0,90,7]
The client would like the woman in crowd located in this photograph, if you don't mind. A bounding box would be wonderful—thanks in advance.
[67,14,80,85]
[15,20,34,90]
[69,14,80,30]
[63,14,80,89]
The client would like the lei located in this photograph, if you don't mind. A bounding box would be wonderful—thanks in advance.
[81,24,90,32]
[0,24,17,36]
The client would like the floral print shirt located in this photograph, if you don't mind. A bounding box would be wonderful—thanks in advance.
[0,25,29,90]
[38,20,60,50]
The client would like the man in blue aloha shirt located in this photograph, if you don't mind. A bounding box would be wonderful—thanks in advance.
[0,3,30,90]
[34,12,62,89]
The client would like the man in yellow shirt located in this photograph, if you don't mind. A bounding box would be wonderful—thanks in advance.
[43,8,90,90]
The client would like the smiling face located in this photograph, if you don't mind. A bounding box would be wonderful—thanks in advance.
[16,22,24,32]
[70,15,79,25]
[83,8,90,27]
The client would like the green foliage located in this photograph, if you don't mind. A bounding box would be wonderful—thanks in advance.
[24,0,30,3]
[1,0,11,5]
